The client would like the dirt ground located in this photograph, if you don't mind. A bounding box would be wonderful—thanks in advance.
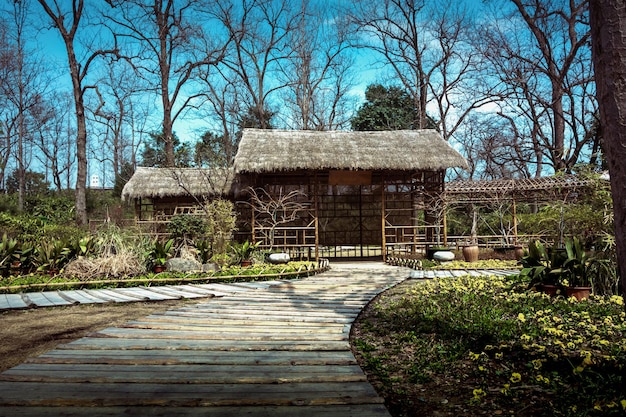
[0,298,202,373]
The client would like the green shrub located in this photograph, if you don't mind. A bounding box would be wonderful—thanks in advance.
[167,214,208,243]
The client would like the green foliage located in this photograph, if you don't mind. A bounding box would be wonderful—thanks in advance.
[0,234,18,275]
[230,240,260,263]
[520,238,618,294]
[34,240,71,272]
[195,239,213,264]
[0,211,85,243]
[5,170,50,195]
[195,131,234,167]
[146,238,174,267]
[167,214,208,243]
[351,84,437,131]
[518,170,613,244]
[141,131,192,167]
[204,198,237,256]
[26,193,75,224]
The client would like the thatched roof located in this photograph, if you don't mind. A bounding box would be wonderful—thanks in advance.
[233,129,468,173]
[121,167,234,200]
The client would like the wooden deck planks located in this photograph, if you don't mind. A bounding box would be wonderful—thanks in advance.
[0,405,392,417]
[0,263,409,416]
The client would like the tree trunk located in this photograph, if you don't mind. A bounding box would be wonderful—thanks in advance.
[67,45,88,226]
[589,0,626,299]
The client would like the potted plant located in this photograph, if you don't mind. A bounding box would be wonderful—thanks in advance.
[231,240,260,266]
[147,238,174,273]
[557,237,593,300]
[519,240,564,296]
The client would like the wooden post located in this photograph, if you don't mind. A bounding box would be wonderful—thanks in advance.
[314,172,320,263]
[251,206,256,244]
[381,175,387,262]
[512,198,518,245]
[443,205,448,247]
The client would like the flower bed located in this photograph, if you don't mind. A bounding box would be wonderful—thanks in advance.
[352,274,626,416]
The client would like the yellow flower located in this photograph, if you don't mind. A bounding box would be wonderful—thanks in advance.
[518,313,526,322]
[536,375,550,384]
[478,366,486,372]
[501,384,510,395]
[510,372,522,383]
[621,399,626,411]
[469,351,480,361]
[531,359,543,370]
[495,352,503,359]
[473,388,486,399]
[611,295,624,306]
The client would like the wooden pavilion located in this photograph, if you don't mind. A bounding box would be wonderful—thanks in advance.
[233,129,467,260]
[122,128,468,261]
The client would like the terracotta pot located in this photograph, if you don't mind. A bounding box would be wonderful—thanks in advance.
[462,245,479,263]
[566,286,591,301]
[241,259,252,267]
[514,246,524,260]
[538,284,560,297]
[153,265,166,273]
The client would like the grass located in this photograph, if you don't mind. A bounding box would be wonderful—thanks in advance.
[351,274,626,416]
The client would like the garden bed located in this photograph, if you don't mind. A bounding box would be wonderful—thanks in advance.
[0,261,327,294]
[351,274,626,416]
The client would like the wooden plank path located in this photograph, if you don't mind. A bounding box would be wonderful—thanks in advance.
[0,263,411,416]
[0,281,288,311]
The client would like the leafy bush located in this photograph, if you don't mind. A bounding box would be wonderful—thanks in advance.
[167,214,208,243]
[204,198,237,256]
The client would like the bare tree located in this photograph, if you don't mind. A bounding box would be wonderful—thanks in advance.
[589,0,626,298]
[478,0,594,174]
[215,0,299,130]
[37,0,119,224]
[33,95,75,190]
[104,0,229,167]
[245,186,308,251]
[197,73,246,166]
[350,0,490,138]
[0,1,48,206]
[87,59,152,184]
[279,1,356,130]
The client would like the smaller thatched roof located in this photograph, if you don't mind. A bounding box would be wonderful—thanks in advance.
[445,175,592,203]
[233,129,468,173]
[121,167,234,201]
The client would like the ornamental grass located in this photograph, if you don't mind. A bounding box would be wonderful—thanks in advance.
[352,275,626,416]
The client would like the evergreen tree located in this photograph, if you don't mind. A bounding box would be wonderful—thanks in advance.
[351,84,436,131]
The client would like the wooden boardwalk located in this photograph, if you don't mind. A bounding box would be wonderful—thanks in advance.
[0,263,412,416]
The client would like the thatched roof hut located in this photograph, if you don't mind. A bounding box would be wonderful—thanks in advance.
[233,129,468,173]
[121,167,234,201]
